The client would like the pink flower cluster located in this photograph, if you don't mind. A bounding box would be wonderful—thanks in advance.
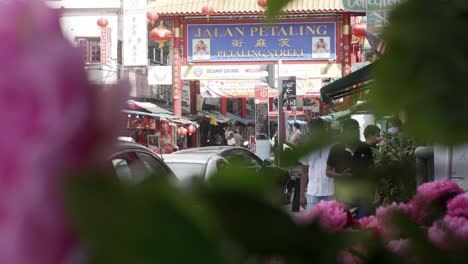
[0,1,128,264]
[410,179,464,224]
[298,200,350,232]
[427,191,468,251]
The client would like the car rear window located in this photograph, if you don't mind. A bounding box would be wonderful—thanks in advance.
[165,162,206,181]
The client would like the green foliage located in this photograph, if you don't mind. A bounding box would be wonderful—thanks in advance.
[373,133,417,205]
[370,0,468,145]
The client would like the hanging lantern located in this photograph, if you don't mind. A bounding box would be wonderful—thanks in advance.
[150,24,172,48]
[97,17,109,28]
[201,5,215,20]
[187,125,196,135]
[178,126,187,137]
[257,0,268,8]
[146,11,159,24]
[352,23,367,39]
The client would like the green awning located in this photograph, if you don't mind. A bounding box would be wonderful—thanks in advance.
[320,62,376,104]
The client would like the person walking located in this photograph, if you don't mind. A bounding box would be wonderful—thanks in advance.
[299,118,334,209]
[233,130,242,147]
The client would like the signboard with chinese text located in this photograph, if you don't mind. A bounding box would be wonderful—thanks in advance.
[187,22,337,62]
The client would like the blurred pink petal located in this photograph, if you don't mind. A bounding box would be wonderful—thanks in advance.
[0,1,128,264]
[447,192,468,218]
[386,239,410,256]
[411,180,463,225]
[428,216,468,250]
[298,200,349,232]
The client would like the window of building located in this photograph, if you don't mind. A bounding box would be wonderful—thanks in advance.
[75,37,101,63]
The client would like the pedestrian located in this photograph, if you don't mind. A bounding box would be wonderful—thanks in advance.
[287,123,303,147]
[325,118,375,218]
[299,118,334,209]
[227,131,236,146]
[233,130,242,147]
[213,132,222,146]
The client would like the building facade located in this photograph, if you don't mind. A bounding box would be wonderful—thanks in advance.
[148,0,363,120]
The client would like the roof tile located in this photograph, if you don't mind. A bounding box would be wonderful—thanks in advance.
[148,0,344,15]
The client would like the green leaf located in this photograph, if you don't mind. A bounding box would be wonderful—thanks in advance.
[370,0,468,144]
[65,172,231,264]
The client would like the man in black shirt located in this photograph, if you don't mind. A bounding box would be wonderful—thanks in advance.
[326,119,380,218]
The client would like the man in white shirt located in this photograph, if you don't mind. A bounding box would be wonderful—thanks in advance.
[299,118,334,209]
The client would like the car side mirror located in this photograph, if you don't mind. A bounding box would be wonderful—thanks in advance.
[263,158,273,166]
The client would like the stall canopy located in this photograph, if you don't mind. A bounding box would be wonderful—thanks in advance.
[125,101,197,126]
[197,110,231,124]
[226,112,254,125]
[320,62,376,104]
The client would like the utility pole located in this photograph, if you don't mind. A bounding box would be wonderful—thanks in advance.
[277,60,283,166]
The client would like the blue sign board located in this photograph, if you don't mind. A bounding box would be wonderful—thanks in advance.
[187,22,337,62]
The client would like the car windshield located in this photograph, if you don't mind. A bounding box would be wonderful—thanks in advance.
[165,162,206,181]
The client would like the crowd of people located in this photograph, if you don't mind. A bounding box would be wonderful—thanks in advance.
[294,117,402,218]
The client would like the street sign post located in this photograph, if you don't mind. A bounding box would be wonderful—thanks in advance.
[282,77,297,107]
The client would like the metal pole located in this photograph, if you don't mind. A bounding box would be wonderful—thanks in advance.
[277,60,283,166]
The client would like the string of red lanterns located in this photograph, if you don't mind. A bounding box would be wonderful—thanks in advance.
[257,0,268,9]
[150,23,173,48]
[97,17,108,28]
[201,3,214,20]
[352,23,367,39]
[146,11,159,25]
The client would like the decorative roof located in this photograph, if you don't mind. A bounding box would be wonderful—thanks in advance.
[148,0,345,15]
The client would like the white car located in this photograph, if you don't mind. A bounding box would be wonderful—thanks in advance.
[163,153,230,182]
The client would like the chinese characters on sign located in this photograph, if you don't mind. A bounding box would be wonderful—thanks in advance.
[187,22,337,62]
[255,85,269,140]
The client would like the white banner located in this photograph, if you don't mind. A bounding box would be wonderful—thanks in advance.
[122,0,147,66]
[181,63,342,80]
[148,66,173,85]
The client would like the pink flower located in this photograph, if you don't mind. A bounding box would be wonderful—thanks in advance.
[0,1,128,264]
[386,239,410,256]
[411,180,463,224]
[447,192,468,218]
[414,179,463,206]
[337,250,363,264]
[358,215,376,229]
[428,216,468,250]
[298,200,349,232]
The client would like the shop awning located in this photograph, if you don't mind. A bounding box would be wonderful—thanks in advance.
[127,100,172,115]
[226,112,254,125]
[320,62,376,104]
[148,0,345,15]
[197,110,231,124]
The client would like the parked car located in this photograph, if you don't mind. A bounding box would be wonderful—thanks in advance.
[173,146,291,203]
[163,153,230,182]
[108,140,176,184]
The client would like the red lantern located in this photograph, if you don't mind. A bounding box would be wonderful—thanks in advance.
[178,127,187,137]
[201,5,214,19]
[187,125,196,135]
[146,11,159,23]
[97,17,109,28]
[150,24,172,48]
[352,23,367,39]
[257,0,268,8]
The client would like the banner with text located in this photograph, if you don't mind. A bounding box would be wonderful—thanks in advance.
[181,64,342,80]
[200,79,322,98]
[187,22,337,62]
